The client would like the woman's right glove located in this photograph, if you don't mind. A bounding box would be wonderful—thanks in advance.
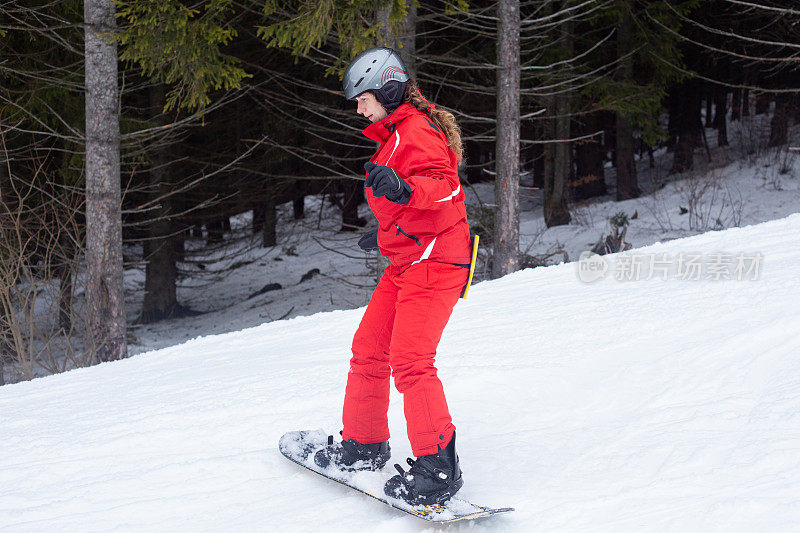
[358,229,379,252]
[364,162,411,204]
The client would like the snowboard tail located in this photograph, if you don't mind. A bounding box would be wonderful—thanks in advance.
[279,429,514,523]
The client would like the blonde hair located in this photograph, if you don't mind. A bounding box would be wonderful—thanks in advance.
[404,80,464,164]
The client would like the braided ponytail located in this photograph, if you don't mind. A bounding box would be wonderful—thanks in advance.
[403,80,464,164]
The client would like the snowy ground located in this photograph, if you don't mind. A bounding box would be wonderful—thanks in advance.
[1,212,799,531]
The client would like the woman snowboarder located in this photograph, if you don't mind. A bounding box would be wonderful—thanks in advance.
[314,47,472,506]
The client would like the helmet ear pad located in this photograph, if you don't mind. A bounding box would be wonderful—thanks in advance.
[373,80,407,114]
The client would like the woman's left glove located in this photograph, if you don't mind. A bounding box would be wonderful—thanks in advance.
[358,229,379,252]
[364,162,411,204]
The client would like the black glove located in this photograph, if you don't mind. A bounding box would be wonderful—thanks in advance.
[364,162,411,205]
[358,229,379,252]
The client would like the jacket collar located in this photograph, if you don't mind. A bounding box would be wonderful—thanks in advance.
[362,103,417,144]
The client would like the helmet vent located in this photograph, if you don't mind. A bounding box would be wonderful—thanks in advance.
[342,47,409,99]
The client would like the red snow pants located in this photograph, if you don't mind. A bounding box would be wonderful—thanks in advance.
[342,261,467,457]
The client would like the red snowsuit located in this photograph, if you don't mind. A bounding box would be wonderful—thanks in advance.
[342,103,471,457]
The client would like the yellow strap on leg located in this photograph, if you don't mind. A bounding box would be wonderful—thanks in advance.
[460,234,480,299]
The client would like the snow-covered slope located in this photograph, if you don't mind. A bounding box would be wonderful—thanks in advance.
[2,215,799,532]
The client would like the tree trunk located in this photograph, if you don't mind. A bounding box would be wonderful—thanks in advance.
[140,85,180,323]
[493,0,520,278]
[742,88,750,117]
[731,87,742,121]
[531,142,544,190]
[666,91,679,151]
[341,180,364,231]
[755,93,770,115]
[206,217,225,244]
[616,113,640,199]
[293,196,305,219]
[57,236,74,331]
[0,135,8,206]
[376,2,392,44]
[84,0,127,362]
[713,87,728,146]
[262,195,277,247]
[671,80,703,173]
[768,94,790,147]
[573,113,606,200]
[545,91,571,226]
[615,11,640,199]
[376,0,416,76]
[672,133,694,173]
[399,1,417,77]
[253,203,265,234]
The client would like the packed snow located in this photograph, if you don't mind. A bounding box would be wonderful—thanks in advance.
[2,210,799,531]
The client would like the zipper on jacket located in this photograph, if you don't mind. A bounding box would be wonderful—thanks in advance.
[395,224,421,246]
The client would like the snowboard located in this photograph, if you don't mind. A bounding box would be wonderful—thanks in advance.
[279,429,514,523]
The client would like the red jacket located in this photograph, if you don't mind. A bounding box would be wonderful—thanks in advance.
[363,103,471,269]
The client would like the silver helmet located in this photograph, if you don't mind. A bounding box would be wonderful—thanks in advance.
[342,47,409,100]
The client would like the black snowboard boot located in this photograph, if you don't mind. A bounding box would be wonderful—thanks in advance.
[384,432,463,505]
[314,433,391,472]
